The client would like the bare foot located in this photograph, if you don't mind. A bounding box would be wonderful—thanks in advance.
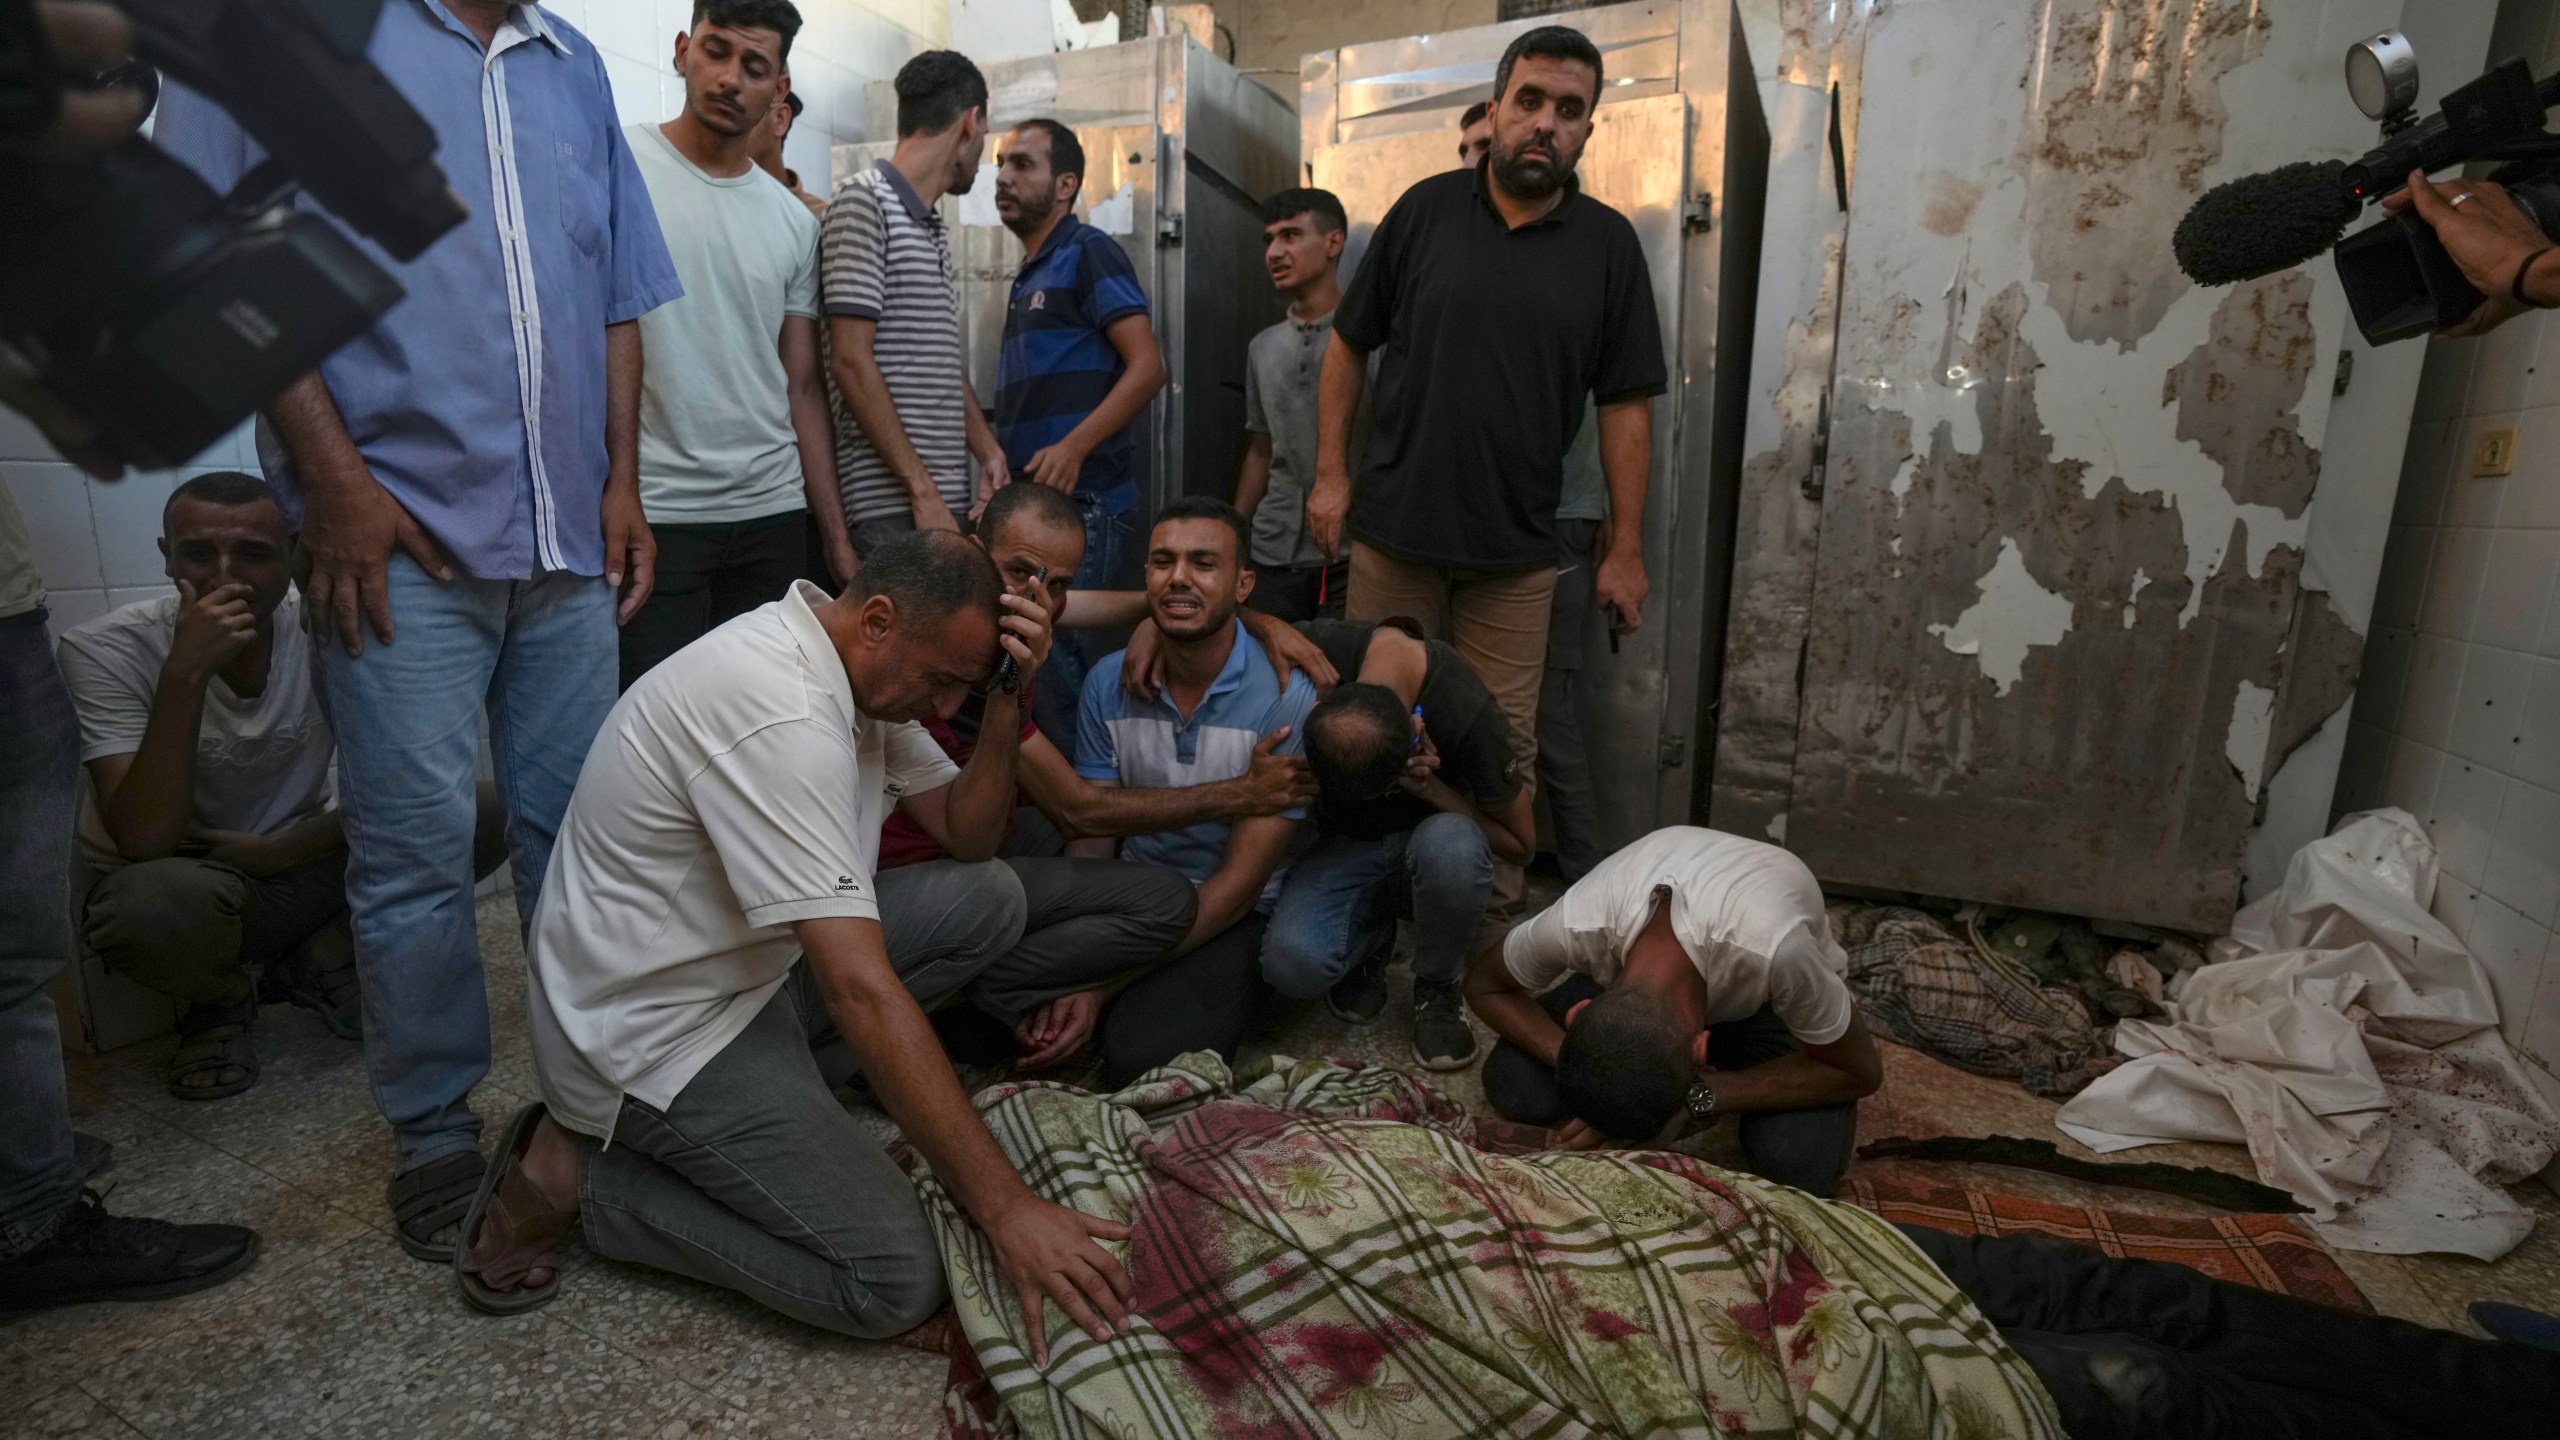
[464,1112,583,1296]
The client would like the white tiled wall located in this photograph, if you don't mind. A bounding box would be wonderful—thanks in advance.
[2330,4,2560,1106]
[3,0,949,651]
[545,0,946,187]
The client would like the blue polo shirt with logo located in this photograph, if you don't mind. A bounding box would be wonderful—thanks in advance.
[995,214,1151,512]
[1074,619,1315,886]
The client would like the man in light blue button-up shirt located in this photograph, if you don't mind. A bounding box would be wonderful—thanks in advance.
[155,0,680,1263]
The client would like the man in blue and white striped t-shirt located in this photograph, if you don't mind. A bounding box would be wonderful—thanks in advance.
[821,52,1011,555]
[1072,499,1315,1085]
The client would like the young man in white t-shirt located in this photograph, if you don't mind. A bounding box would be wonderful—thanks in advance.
[55,475,499,1103]
[462,532,1128,1362]
[1465,826,1884,1195]
[619,0,850,690]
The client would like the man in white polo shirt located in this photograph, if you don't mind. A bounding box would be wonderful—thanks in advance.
[1465,826,1884,1196]
[459,531,1128,1362]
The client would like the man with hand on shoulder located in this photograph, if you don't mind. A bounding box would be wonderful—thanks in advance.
[1071,499,1318,1085]
[880,482,1317,1074]
[1263,618,1533,1071]
[1467,826,1882,1196]
[466,532,1128,1366]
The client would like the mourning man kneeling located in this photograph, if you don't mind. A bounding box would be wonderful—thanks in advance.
[1466,825,1882,1195]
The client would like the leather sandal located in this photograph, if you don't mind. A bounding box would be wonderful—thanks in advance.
[454,1103,576,1316]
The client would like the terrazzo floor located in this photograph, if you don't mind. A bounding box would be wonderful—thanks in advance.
[9,888,2560,1439]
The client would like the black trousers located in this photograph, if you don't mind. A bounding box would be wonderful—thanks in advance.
[1096,913,1273,1090]
[1479,974,1859,1196]
[1248,560,1348,623]
[619,510,813,690]
[1905,1225,2560,1440]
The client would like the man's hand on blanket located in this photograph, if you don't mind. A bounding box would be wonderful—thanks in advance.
[988,1194,1133,1365]
[1013,991,1100,1070]
[1552,1118,1609,1152]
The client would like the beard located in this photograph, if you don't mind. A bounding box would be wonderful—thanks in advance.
[1001,187,1056,237]
[1490,133,1570,198]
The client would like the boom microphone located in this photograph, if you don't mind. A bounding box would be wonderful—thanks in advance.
[2173,161,2361,284]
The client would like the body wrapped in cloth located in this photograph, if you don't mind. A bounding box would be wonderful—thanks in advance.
[915,1053,2060,1439]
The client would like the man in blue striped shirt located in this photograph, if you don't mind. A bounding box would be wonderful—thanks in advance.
[990,118,1165,741]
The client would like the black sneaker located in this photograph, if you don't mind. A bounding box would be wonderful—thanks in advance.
[1411,981,1479,1071]
[0,1190,259,1313]
[1327,955,1389,1026]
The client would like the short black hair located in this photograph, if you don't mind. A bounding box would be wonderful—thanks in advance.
[849,528,1003,627]
[164,470,281,531]
[979,481,1082,550]
[1459,99,1490,130]
[1015,117,1085,193]
[1150,496,1248,564]
[894,50,987,138]
[1493,25,1604,104]
[1260,186,1346,235]
[1304,682,1409,800]
[691,0,802,58]
[1555,987,1692,1143]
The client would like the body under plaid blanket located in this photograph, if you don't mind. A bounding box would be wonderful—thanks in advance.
[919,1053,2061,1439]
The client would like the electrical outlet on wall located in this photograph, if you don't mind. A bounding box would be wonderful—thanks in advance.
[2473,426,2519,477]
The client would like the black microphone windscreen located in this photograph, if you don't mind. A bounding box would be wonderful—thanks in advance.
[2174,160,2360,286]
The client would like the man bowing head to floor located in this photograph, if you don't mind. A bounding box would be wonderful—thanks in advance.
[461,530,1127,1361]
[1467,826,1883,1196]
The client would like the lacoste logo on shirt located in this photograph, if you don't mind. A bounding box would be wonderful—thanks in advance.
[835,876,861,892]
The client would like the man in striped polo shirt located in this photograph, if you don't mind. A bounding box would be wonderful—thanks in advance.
[990,117,1167,741]
[822,52,1010,556]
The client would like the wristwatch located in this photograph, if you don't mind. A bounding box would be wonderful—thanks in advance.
[1684,1077,1720,1128]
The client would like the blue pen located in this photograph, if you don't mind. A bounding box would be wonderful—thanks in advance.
[1410,704,1425,753]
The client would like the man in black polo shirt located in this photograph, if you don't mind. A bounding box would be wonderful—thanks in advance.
[1307,25,1665,846]
[1261,618,1536,1070]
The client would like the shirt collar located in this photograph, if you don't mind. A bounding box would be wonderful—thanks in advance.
[1471,157,1580,231]
[421,0,572,56]
[872,159,934,223]
[778,580,859,729]
[1207,619,1255,699]
[1025,212,1084,268]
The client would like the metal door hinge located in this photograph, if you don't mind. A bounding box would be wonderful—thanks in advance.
[1683,191,1714,233]
[1802,386,1832,502]
[1658,734,1687,769]
[1157,213,1184,247]
[2332,348,2354,397]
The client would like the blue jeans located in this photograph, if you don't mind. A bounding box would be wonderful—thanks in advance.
[1032,491,1136,747]
[0,609,81,1257]
[1261,812,1494,999]
[317,556,615,1169]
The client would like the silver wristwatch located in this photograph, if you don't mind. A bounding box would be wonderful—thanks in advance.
[1684,1077,1720,1127]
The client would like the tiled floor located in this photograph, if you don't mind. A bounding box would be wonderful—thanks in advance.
[9,892,2560,1438]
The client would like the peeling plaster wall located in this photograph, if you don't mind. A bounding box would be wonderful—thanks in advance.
[1771,0,2446,932]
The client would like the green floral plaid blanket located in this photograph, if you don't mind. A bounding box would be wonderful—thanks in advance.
[918,1054,2062,1439]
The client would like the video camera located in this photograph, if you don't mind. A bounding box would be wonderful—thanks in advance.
[2173,32,2560,344]
[0,0,465,472]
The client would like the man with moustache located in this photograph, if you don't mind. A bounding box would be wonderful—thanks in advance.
[462,532,1131,1367]
[1233,188,1352,623]
[1308,26,1665,840]
[621,0,850,686]
[1070,500,1317,1085]
[990,118,1167,742]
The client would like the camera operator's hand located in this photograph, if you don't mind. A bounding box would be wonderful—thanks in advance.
[2386,170,2560,337]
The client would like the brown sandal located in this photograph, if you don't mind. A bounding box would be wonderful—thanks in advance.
[453,1104,575,1315]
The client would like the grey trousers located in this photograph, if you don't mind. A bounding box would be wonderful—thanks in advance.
[578,858,1026,1337]
[1479,974,1860,1197]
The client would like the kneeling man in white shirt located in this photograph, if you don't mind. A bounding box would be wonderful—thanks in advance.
[459,530,1126,1362]
[1465,826,1883,1196]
